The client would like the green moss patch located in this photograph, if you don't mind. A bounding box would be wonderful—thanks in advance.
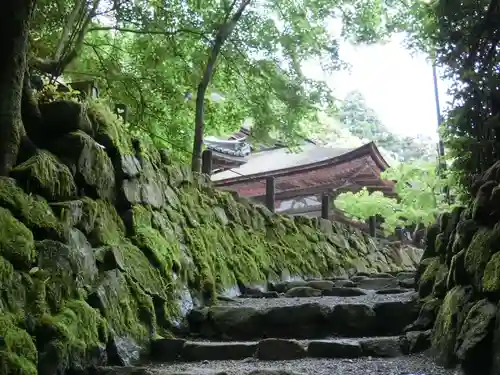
[0,208,36,269]
[483,251,500,293]
[10,150,77,202]
[431,286,474,366]
[464,225,500,289]
[0,177,68,242]
[86,99,133,156]
[38,300,107,370]
[418,256,441,299]
[79,198,125,246]
[0,314,37,375]
[48,131,116,200]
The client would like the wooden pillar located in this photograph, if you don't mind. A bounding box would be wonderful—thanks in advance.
[201,149,213,175]
[368,216,376,237]
[265,177,275,212]
[321,193,330,220]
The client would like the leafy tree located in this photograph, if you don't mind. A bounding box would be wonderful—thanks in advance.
[334,160,451,234]
[396,0,500,199]
[0,0,417,175]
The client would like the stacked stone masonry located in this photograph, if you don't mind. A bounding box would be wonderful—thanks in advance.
[412,160,500,375]
[0,99,422,375]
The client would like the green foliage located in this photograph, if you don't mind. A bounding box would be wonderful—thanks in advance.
[334,160,451,234]
[28,0,411,163]
[36,83,81,104]
[397,0,500,198]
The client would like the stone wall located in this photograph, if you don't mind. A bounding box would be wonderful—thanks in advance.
[412,161,500,375]
[0,99,421,375]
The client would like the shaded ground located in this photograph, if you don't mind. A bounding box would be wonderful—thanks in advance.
[151,354,458,375]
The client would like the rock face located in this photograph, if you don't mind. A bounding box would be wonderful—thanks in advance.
[0,99,422,375]
[410,160,500,375]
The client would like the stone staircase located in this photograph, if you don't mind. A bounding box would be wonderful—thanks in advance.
[91,272,457,375]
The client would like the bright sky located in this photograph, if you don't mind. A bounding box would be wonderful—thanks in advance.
[303,34,451,140]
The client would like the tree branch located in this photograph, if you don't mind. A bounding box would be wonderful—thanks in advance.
[87,25,206,38]
[54,0,86,61]
[32,0,101,76]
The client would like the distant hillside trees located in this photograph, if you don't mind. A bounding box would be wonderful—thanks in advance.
[338,90,437,162]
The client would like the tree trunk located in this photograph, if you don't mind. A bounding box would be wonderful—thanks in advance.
[0,0,36,176]
[191,0,251,172]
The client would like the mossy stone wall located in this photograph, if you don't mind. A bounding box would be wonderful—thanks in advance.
[412,160,500,375]
[0,99,420,375]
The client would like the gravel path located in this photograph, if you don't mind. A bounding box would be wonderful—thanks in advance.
[225,291,416,310]
[152,354,460,375]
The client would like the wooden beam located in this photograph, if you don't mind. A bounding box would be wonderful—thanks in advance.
[243,182,395,202]
[201,149,213,175]
[321,193,329,219]
[265,177,275,212]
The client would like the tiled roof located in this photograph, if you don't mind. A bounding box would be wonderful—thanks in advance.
[211,144,356,181]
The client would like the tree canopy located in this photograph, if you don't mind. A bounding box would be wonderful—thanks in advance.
[20,0,411,171]
[399,0,500,199]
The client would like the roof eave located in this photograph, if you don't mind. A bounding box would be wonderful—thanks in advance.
[213,142,387,186]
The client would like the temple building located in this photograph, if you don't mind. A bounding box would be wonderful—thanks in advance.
[205,127,396,223]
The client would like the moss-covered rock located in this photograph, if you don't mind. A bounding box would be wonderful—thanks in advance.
[0,177,69,242]
[47,131,116,200]
[408,297,442,331]
[86,100,133,156]
[472,181,497,225]
[417,256,441,298]
[39,100,94,139]
[0,314,37,375]
[87,270,154,343]
[36,231,98,312]
[78,198,125,246]
[450,219,478,258]
[431,286,474,367]
[0,207,36,269]
[423,223,440,259]
[447,249,467,290]
[455,299,496,373]
[432,263,450,298]
[37,300,107,374]
[464,225,500,290]
[10,150,77,202]
[483,251,500,293]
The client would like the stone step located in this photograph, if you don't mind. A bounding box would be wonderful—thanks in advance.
[244,285,413,299]
[149,331,431,363]
[187,296,419,340]
[269,273,414,295]
[95,349,455,375]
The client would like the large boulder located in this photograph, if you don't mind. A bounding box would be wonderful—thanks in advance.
[431,286,474,367]
[47,131,116,200]
[455,299,496,374]
[10,150,77,202]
